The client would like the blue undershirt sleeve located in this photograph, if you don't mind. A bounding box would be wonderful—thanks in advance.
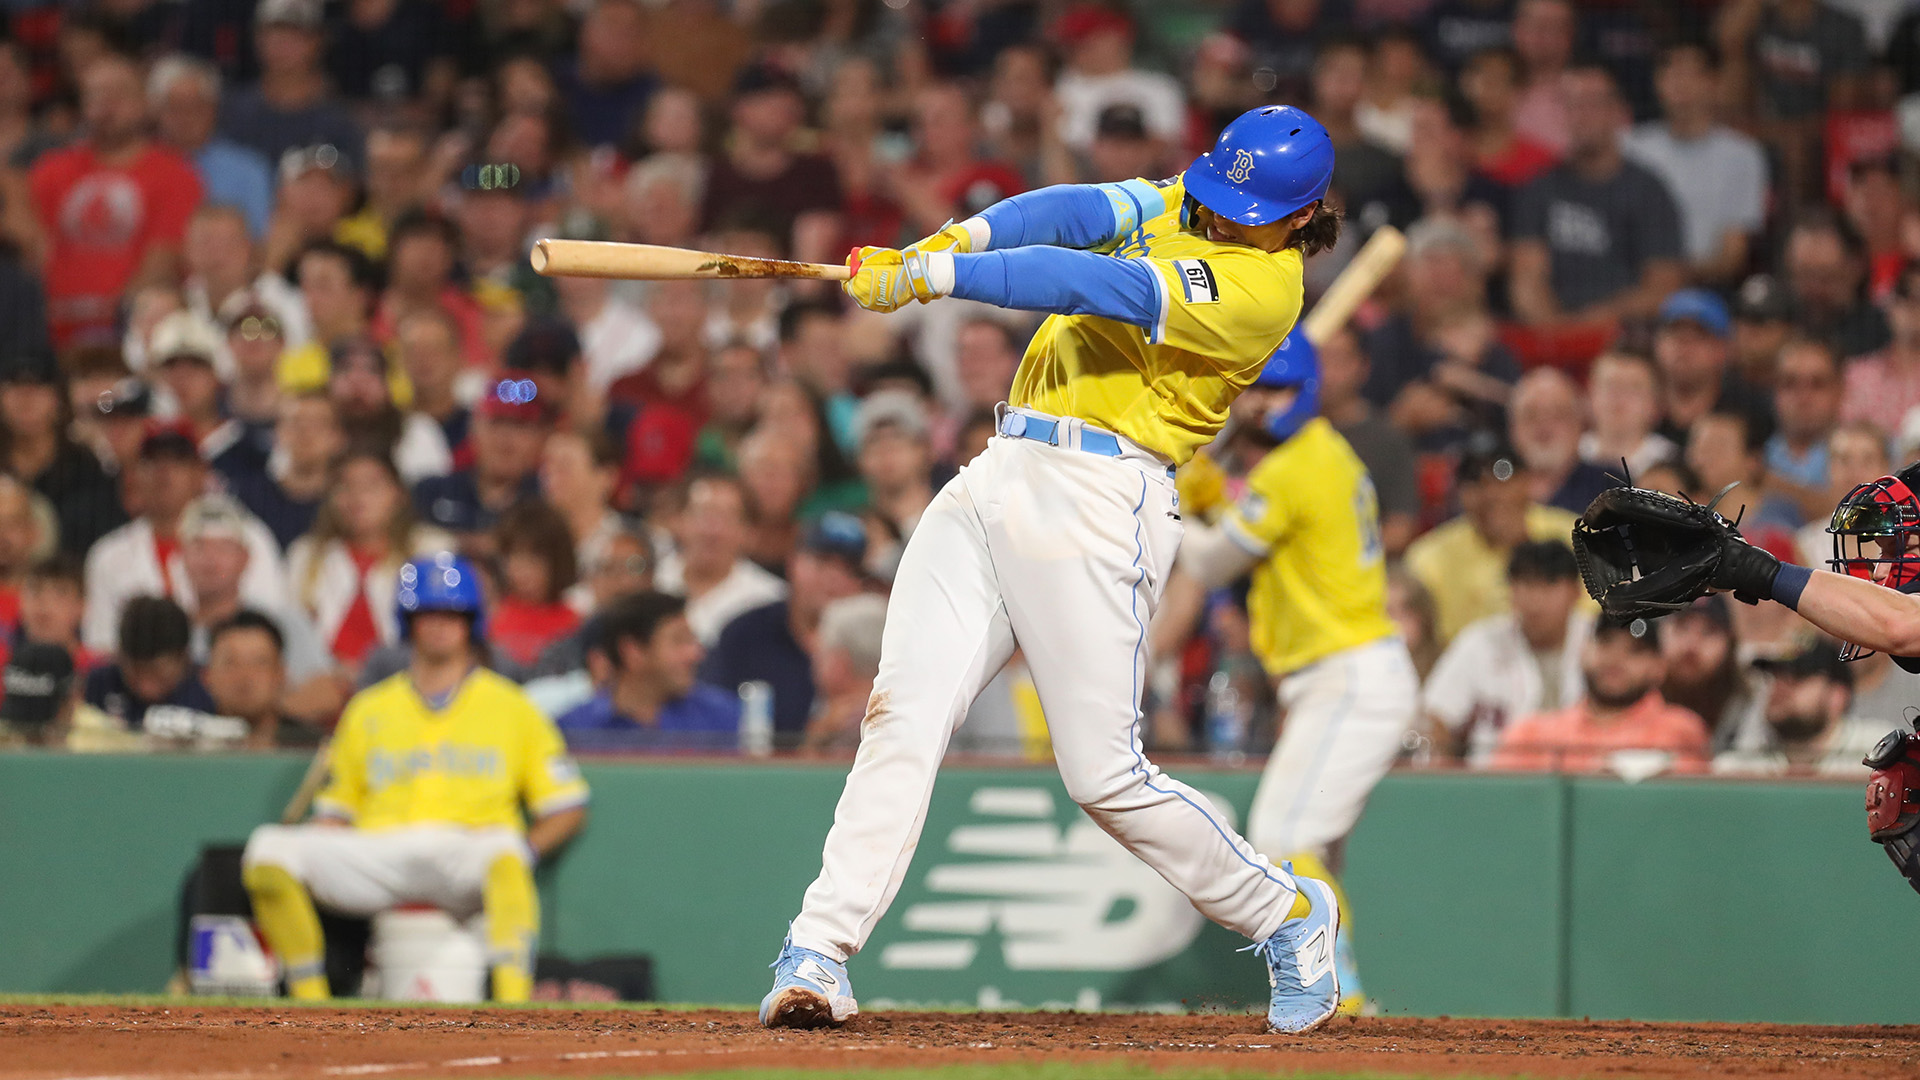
[949,248,1162,329]
[974,180,1166,250]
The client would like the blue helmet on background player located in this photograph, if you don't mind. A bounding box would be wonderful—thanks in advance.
[1183,106,1334,226]
[396,552,487,641]
[1251,330,1320,442]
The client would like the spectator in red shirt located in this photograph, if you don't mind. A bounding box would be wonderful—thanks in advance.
[1459,47,1557,187]
[489,499,581,673]
[609,282,711,498]
[30,53,203,347]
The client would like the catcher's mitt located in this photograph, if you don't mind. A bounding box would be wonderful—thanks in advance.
[1572,486,1748,620]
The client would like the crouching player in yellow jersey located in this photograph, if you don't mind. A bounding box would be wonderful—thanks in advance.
[242,553,588,1001]
[1156,332,1416,1017]
[762,107,1351,1036]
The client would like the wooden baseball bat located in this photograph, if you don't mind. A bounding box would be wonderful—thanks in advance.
[280,739,332,825]
[531,239,852,282]
[1300,225,1406,346]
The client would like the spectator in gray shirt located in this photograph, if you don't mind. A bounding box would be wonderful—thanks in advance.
[1621,43,1769,287]
[1510,64,1686,326]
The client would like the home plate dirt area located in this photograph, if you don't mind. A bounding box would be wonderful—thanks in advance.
[5,1004,1920,1080]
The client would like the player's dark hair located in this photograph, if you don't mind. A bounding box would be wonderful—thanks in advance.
[592,590,688,664]
[1508,540,1578,584]
[24,551,84,590]
[209,609,285,658]
[119,595,192,662]
[1286,201,1342,257]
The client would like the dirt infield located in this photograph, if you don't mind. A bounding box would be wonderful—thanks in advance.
[5,1004,1920,1080]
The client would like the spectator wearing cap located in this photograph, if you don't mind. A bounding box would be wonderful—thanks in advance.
[1620,43,1768,288]
[82,595,218,732]
[289,446,453,670]
[1652,289,1773,445]
[553,0,656,149]
[700,63,843,267]
[1492,615,1709,774]
[202,611,322,749]
[1422,540,1590,767]
[1714,636,1872,776]
[1579,351,1675,481]
[0,640,76,747]
[539,428,628,609]
[218,0,365,172]
[459,148,555,318]
[150,56,275,240]
[1730,274,1793,389]
[372,211,491,369]
[1052,4,1184,158]
[1841,262,1920,436]
[29,54,204,348]
[654,473,787,646]
[277,242,381,394]
[220,301,292,445]
[1783,211,1889,360]
[856,390,937,577]
[701,511,871,740]
[490,499,583,673]
[557,590,741,753]
[0,352,125,556]
[1082,103,1159,184]
[1509,64,1685,329]
[800,593,890,755]
[1457,48,1557,188]
[1687,408,1801,534]
[1765,337,1845,522]
[609,282,713,493]
[84,375,154,484]
[265,144,361,272]
[893,83,1029,237]
[1363,217,1518,447]
[328,335,452,485]
[1658,594,1764,753]
[1403,441,1580,645]
[227,392,342,551]
[148,310,232,446]
[412,376,549,543]
[83,425,288,654]
[182,202,311,354]
[1509,368,1616,515]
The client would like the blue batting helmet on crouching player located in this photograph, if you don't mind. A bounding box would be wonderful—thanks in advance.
[396,552,488,640]
[1252,331,1321,442]
[1182,106,1335,226]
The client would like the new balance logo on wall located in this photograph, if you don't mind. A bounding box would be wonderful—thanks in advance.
[878,786,1228,972]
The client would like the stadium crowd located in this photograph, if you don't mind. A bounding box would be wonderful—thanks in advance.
[0,0,1916,777]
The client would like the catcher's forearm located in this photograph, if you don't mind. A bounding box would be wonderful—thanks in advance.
[1790,568,1920,657]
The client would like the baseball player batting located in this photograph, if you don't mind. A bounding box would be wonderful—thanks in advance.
[242,553,589,1002]
[759,106,1347,1034]
[1574,463,1920,895]
[1155,330,1414,1017]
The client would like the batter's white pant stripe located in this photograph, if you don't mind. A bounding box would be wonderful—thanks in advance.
[1274,657,1355,848]
[1122,472,1290,892]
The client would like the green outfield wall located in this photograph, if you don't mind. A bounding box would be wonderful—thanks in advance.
[0,754,1912,1023]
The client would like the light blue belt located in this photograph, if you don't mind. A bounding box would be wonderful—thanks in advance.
[998,409,1174,477]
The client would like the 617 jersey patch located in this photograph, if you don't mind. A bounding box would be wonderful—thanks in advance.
[1172,259,1219,304]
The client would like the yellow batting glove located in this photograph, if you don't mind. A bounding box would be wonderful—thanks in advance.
[844,246,945,313]
[905,220,973,256]
[1176,451,1230,522]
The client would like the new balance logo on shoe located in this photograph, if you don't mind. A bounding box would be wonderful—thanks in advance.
[1297,925,1333,987]
[795,958,841,996]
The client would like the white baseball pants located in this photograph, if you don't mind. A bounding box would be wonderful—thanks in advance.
[243,824,528,919]
[788,430,1301,963]
[1247,636,1417,866]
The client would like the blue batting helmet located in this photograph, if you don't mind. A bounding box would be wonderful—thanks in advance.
[1251,331,1321,442]
[395,552,487,641]
[1183,106,1334,227]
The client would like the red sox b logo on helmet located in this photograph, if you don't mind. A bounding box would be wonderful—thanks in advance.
[1226,149,1255,184]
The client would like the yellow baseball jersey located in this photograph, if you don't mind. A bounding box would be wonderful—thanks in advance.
[1219,419,1398,676]
[313,668,589,832]
[1008,175,1306,466]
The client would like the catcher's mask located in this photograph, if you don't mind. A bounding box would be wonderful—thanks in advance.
[1828,471,1920,658]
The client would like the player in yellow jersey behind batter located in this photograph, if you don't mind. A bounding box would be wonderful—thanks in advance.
[760,107,1346,1035]
[242,553,588,1002]
[1155,331,1416,1018]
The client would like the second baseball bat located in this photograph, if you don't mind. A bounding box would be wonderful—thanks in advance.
[531,239,853,282]
[1300,225,1406,346]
